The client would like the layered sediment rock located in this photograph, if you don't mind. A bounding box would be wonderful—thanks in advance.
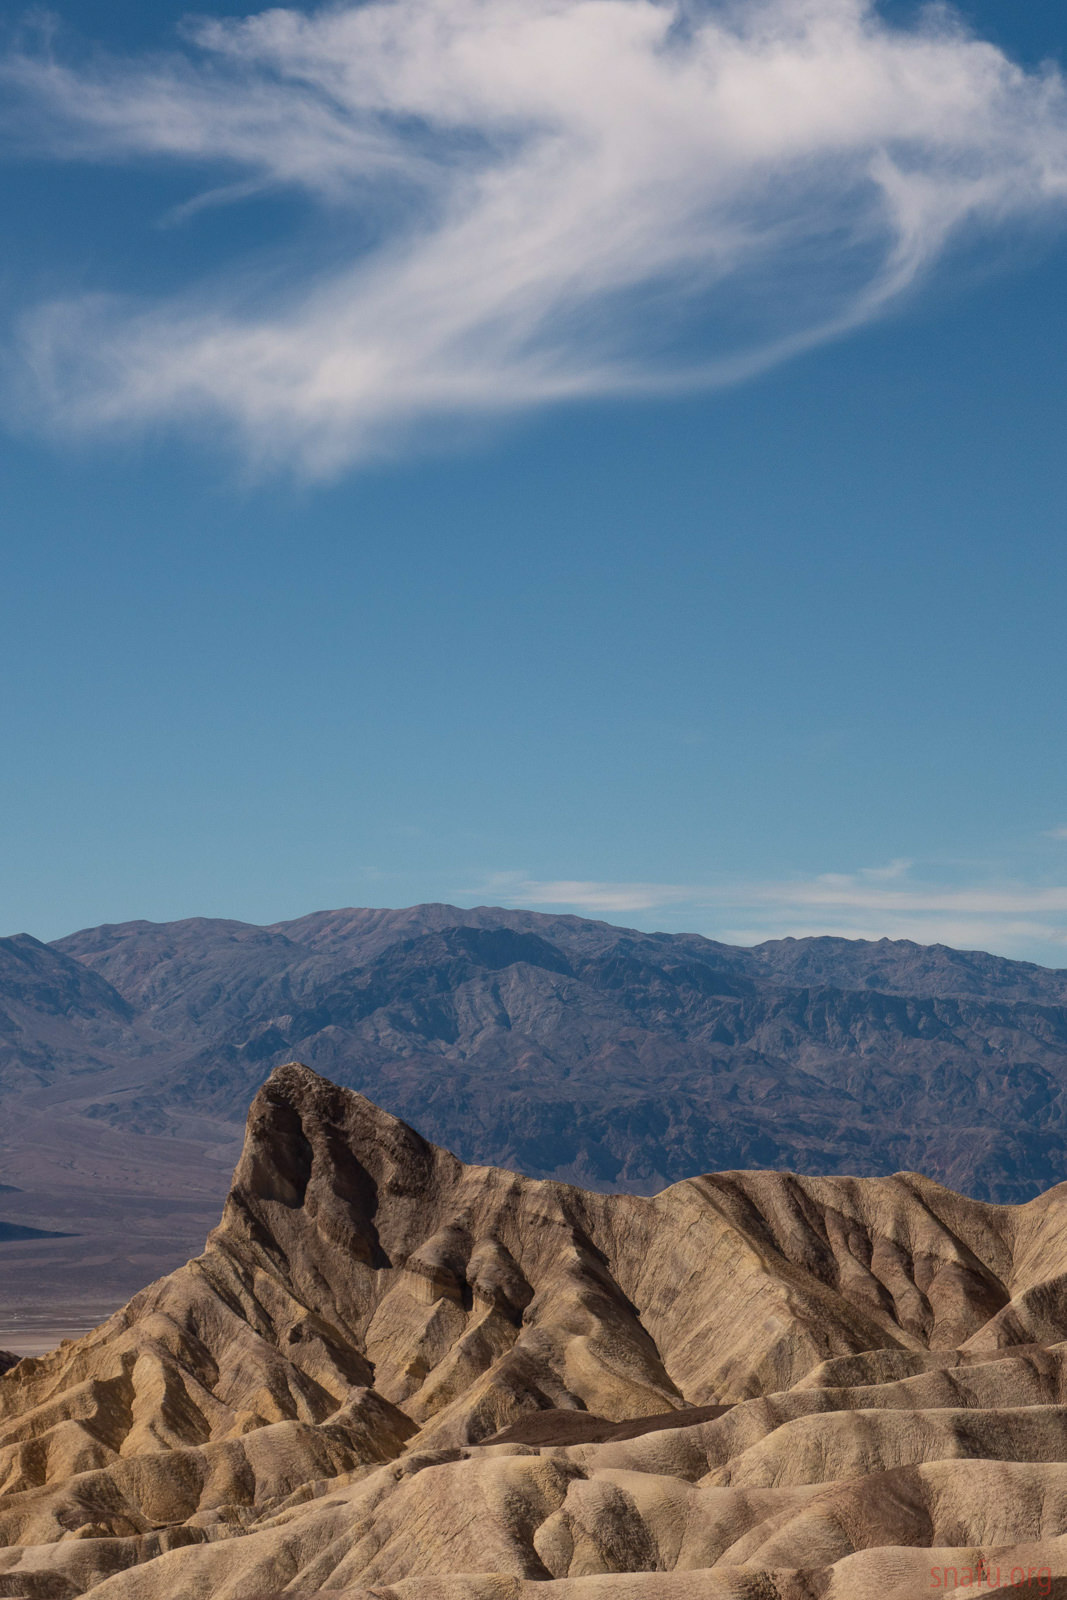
[5,1062,1067,1598]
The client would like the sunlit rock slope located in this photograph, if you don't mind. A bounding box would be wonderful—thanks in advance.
[6,1064,1067,1597]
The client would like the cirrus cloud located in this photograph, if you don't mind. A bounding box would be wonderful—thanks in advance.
[4,0,1067,470]
[475,863,1067,961]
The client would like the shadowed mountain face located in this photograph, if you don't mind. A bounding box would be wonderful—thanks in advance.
[7,1065,1067,1599]
[8,905,1067,1316]
[39,904,1067,1200]
[0,933,136,1094]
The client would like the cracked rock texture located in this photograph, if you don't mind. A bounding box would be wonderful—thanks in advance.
[7,1064,1067,1597]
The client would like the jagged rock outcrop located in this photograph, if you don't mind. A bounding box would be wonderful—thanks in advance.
[6,1064,1067,1597]
[13,905,1067,1318]
[36,905,1067,1201]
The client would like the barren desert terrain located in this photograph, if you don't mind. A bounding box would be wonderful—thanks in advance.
[6,1063,1067,1597]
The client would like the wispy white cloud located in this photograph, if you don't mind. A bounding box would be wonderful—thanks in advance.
[475,862,1067,959]
[857,857,913,882]
[478,871,699,914]
[4,0,1067,470]
[716,917,1067,956]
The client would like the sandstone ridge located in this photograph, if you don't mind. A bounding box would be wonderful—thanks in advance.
[12,905,1067,1318]
[6,1064,1067,1597]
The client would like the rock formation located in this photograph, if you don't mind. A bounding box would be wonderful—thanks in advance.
[6,1063,1067,1597]
[34,904,1067,1202]
[13,904,1067,1317]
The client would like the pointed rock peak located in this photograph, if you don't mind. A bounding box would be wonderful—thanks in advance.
[14,1064,1067,1600]
[219,1064,464,1273]
[250,1061,453,1181]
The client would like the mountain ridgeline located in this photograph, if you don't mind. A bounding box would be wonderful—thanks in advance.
[8,1065,1067,1598]
[6,902,1067,1203]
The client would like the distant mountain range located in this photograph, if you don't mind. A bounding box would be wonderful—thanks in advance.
[4,901,1067,1193]
[7,902,1067,1314]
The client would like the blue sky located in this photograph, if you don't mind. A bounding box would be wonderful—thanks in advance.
[3,0,1067,962]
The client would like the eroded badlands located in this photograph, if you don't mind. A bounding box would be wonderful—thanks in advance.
[5,1064,1067,1597]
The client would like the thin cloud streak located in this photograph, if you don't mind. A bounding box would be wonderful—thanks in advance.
[480,874,700,914]
[4,0,1067,469]
[717,917,1067,953]
[477,865,1067,959]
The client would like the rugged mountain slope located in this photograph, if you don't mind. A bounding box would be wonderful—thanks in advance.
[0,934,138,1095]
[11,902,1067,1320]
[47,904,1067,1200]
[6,1065,1067,1599]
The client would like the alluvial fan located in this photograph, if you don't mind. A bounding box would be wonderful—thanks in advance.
[5,1063,1067,1598]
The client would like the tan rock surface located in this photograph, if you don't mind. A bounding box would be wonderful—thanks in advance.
[5,1062,1067,1598]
